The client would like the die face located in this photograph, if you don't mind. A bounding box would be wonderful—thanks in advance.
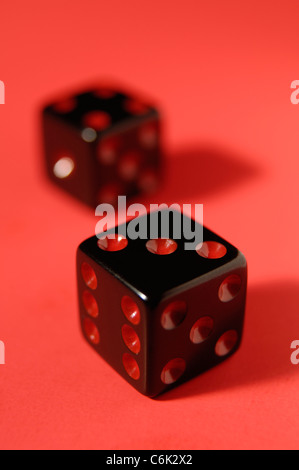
[96,118,161,206]
[80,210,241,307]
[42,86,161,207]
[147,254,247,397]
[42,112,99,206]
[77,248,150,395]
[46,89,158,134]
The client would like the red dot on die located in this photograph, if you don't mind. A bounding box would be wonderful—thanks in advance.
[139,122,158,148]
[161,300,187,330]
[138,170,159,193]
[97,183,122,206]
[215,330,238,356]
[161,358,186,385]
[83,111,111,131]
[190,316,214,344]
[94,87,116,99]
[82,291,99,318]
[122,353,140,380]
[118,151,141,181]
[146,238,177,255]
[121,296,141,325]
[81,262,97,290]
[97,137,119,165]
[218,274,242,302]
[83,318,100,345]
[97,234,128,252]
[53,97,77,113]
[196,241,227,259]
[121,324,141,354]
[124,99,150,115]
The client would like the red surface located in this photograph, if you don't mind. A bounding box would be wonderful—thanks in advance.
[1,0,299,450]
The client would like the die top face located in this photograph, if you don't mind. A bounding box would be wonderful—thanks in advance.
[79,210,244,306]
[43,87,159,137]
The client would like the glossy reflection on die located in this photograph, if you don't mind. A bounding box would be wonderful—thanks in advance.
[190,316,214,344]
[121,296,141,325]
[122,353,140,380]
[161,300,187,330]
[83,318,100,345]
[161,358,186,385]
[121,325,141,354]
[81,262,98,290]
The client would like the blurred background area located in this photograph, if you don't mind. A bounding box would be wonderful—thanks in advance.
[0,0,299,450]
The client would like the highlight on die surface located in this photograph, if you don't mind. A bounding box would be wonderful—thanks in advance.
[76,210,247,397]
[41,83,162,207]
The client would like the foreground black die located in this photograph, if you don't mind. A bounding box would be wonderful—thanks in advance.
[77,210,247,397]
[42,84,161,207]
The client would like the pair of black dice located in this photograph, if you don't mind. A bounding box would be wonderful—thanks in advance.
[42,84,247,396]
[42,83,161,207]
[77,210,247,397]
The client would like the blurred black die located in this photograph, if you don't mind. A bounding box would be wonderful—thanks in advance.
[41,83,162,207]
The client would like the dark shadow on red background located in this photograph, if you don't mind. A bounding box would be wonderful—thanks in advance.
[139,144,261,207]
[156,280,299,400]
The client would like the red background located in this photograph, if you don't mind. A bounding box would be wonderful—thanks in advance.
[1,0,299,450]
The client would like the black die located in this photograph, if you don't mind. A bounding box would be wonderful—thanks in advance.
[42,84,161,207]
[76,210,247,397]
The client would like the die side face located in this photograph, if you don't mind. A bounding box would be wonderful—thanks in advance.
[42,114,98,206]
[77,210,247,397]
[148,254,247,396]
[96,118,161,205]
[42,87,161,207]
[77,249,150,396]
